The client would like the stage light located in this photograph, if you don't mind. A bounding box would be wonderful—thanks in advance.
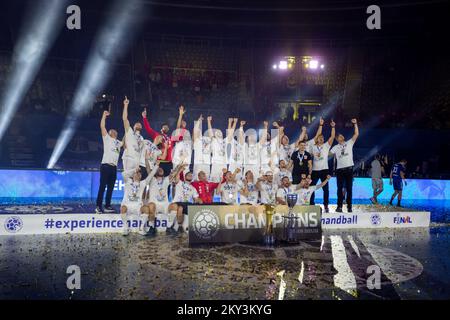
[47,0,145,169]
[272,64,277,70]
[320,64,325,69]
[278,61,288,70]
[0,0,69,141]
[309,60,319,69]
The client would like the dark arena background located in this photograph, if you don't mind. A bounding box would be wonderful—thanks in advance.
[0,0,449,306]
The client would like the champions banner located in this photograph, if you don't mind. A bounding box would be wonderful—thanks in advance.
[188,205,322,245]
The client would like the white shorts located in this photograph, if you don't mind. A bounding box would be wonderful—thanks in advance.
[120,201,142,215]
[153,201,170,214]
[210,163,227,183]
[193,163,211,180]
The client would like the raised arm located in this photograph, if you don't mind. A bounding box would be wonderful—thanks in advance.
[328,120,336,146]
[122,96,130,131]
[207,116,214,139]
[298,126,307,143]
[176,105,185,129]
[351,118,359,142]
[100,110,109,137]
[313,117,324,141]
[259,121,269,146]
[193,114,203,142]
[239,120,245,145]
[141,108,159,140]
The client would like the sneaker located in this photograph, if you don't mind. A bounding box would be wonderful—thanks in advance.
[370,197,376,204]
[177,226,184,233]
[122,227,130,236]
[138,228,147,236]
[146,226,156,236]
[104,206,115,213]
[324,206,329,213]
[389,201,393,206]
[166,227,176,234]
[95,207,103,214]
[347,207,353,213]
[335,207,343,213]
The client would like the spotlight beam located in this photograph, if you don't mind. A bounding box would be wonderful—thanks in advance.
[0,0,69,140]
[47,0,145,169]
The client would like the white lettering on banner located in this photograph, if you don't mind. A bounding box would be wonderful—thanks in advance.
[66,265,81,290]
[367,265,381,289]
[115,179,125,191]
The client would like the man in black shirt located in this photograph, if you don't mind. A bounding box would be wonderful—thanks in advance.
[290,140,313,184]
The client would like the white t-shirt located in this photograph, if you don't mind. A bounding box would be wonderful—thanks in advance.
[274,168,293,186]
[229,139,244,166]
[122,166,157,205]
[238,180,258,205]
[278,144,294,164]
[194,136,211,165]
[211,137,227,164]
[309,142,331,171]
[173,181,199,202]
[173,140,192,165]
[140,139,162,167]
[149,176,171,203]
[295,186,319,205]
[260,140,275,167]
[245,143,259,166]
[124,127,143,159]
[330,139,355,169]
[220,182,239,204]
[101,134,122,166]
[259,181,277,204]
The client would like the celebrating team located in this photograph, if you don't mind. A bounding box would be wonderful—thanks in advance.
[95,96,400,236]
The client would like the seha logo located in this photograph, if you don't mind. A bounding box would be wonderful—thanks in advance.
[192,209,220,240]
[370,213,382,226]
[4,216,23,233]
[393,215,412,224]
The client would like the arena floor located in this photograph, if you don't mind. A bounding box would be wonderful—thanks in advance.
[0,226,449,300]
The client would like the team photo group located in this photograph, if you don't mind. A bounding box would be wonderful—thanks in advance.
[96,97,406,236]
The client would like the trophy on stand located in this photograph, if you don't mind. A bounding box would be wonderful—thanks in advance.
[282,193,299,243]
[263,203,276,245]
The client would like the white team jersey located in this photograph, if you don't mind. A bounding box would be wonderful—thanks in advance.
[211,137,227,164]
[238,180,258,205]
[124,127,143,159]
[229,139,244,166]
[140,139,162,167]
[194,136,211,165]
[173,140,192,165]
[245,143,259,166]
[274,169,293,186]
[330,139,355,169]
[260,141,272,167]
[259,181,277,204]
[220,182,239,204]
[278,143,294,164]
[295,186,319,205]
[309,142,331,171]
[122,166,157,205]
[149,176,171,203]
[101,134,122,166]
[173,181,199,202]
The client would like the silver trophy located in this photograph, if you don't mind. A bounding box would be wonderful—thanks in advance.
[283,193,299,243]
